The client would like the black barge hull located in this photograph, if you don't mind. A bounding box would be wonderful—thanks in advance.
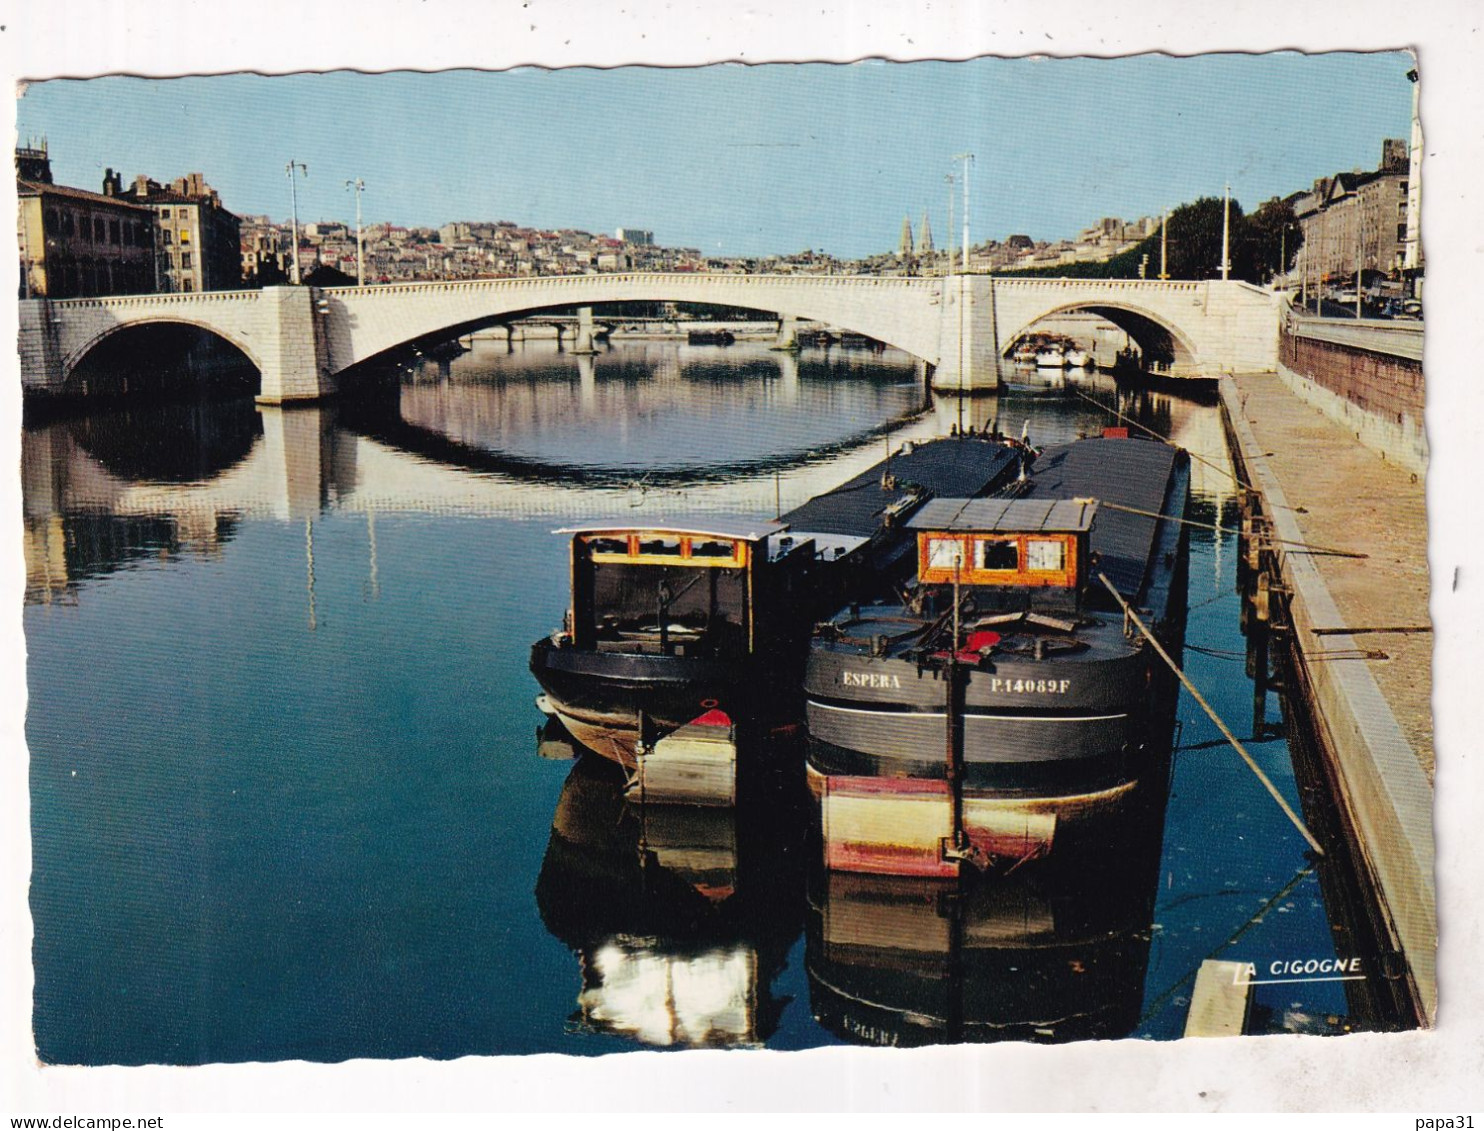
[531,638,757,766]
[804,436,1190,876]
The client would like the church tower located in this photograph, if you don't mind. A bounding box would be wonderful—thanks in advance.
[916,210,935,254]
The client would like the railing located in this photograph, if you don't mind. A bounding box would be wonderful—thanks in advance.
[992,276,1207,293]
[39,274,1272,309]
[322,272,932,298]
[49,289,263,309]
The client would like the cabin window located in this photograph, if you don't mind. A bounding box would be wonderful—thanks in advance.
[689,539,735,559]
[927,537,964,570]
[976,538,1019,571]
[637,536,682,556]
[1026,539,1066,572]
[584,562,749,653]
[587,537,628,555]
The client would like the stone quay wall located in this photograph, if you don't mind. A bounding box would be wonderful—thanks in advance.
[1277,312,1427,475]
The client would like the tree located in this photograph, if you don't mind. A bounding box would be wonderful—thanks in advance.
[1244,197,1303,284]
[997,194,1286,284]
[1157,196,1249,280]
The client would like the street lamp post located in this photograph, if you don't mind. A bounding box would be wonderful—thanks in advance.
[1316,210,1326,316]
[1159,210,1169,279]
[346,178,366,287]
[945,173,955,277]
[286,160,308,285]
[953,152,974,274]
[1221,183,1231,282]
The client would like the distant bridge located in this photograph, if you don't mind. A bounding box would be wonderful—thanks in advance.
[18,273,1283,402]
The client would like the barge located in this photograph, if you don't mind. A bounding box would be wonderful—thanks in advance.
[687,328,736,346]
[804,432,1191,876]
[530,433,1033,767]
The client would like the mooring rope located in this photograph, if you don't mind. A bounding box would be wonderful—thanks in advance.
[1070,387,1259,495]
[1097,573,1324,855]
[1094,499,1368,560]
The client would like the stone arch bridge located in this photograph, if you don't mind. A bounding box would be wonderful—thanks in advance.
[19,274,1282,402]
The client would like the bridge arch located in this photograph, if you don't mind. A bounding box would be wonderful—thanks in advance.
[321,275,947,385]
[1000,299,1203,375]
[64,315,264,389]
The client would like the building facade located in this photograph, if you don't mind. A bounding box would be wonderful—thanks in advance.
[1293,139,1410,288]
[111,171,242,293]
[17,143,158,299]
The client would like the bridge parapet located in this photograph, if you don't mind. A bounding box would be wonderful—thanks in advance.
[320,272,933,300]
[993,276,1207,294]
[51,289,265,311]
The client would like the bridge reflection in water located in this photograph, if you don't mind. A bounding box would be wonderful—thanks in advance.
[22,342,1238,605]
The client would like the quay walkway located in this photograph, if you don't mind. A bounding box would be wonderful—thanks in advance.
[1220,370,1434,1023]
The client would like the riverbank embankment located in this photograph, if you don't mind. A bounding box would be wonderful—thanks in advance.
[1219,364,1434,1024]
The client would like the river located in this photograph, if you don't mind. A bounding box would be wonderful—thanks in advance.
[22,338,1412,1062]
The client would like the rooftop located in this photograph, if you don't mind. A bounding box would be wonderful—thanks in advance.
[909,497,1100,534]
[16,179,154,212]
[553,516,788,542]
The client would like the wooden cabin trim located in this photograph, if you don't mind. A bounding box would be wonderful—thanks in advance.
[917,530,1081,589]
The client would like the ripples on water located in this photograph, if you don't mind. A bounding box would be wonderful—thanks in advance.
[22,341,1406,1063]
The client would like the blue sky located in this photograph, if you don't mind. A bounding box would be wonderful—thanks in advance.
[16,53,1415,258]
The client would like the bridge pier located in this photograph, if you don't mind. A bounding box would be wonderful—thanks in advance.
[256,286,337,405]
[18,299,66,396]
[570,306,600,355]
[931,275,1000,393]
[770,312,801,352]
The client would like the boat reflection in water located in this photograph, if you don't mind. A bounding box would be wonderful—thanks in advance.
[806,782,1171,1047]
[534,739,806,1049]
